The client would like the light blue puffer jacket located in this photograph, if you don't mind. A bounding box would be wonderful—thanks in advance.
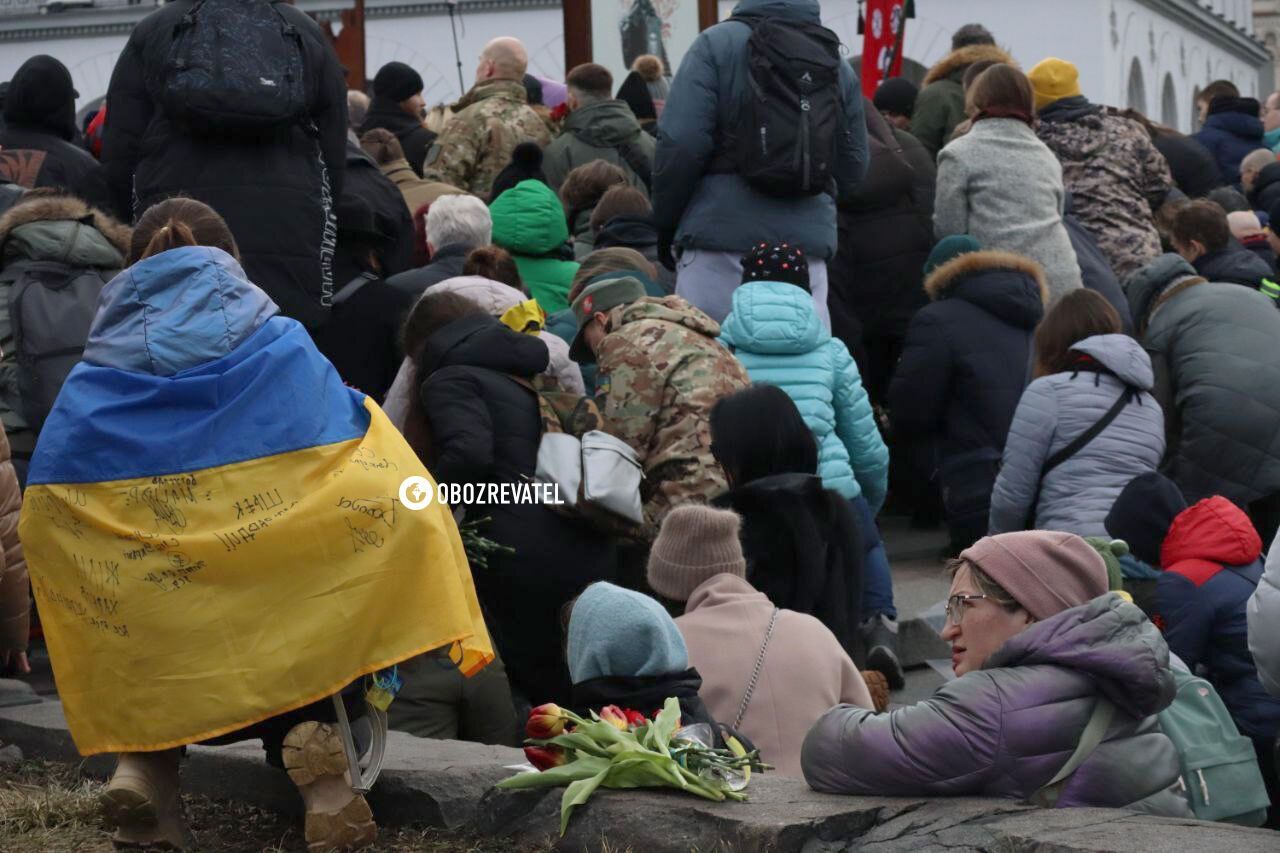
[719,282,888,510]
[989,334,1165,537]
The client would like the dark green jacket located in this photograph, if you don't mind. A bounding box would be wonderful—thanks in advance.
[910,43,1013,158]
[543,99,655,195]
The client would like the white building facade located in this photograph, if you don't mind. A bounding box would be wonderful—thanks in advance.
[0,0,1268,135]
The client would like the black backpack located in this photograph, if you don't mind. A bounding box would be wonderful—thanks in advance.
[726,16,844,197]
[162,0,309,133]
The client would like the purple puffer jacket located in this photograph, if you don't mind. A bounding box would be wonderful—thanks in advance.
[802,595,1192,817]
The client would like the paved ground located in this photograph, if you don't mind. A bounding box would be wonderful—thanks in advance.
[879,514,954,705]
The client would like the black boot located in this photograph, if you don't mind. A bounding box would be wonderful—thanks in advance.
[861,614,905,690]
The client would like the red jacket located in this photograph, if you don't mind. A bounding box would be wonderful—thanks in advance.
[1157,497,1280,739]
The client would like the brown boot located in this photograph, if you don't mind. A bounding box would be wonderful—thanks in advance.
[101,749,189,850]
[862,669,891,713]
[282,721,376,852]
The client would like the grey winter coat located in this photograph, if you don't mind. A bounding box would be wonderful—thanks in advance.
[802,594,1192,818]
[652,0,867,261]
[935,118,1083,303]
[989,335,1164,537]
[543,100,655,195]
[1128,254,1280,507]
[1247,539,1280,697]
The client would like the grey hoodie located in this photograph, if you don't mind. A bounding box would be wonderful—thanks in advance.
[802,594,1192,818]
[988,333,1164,537]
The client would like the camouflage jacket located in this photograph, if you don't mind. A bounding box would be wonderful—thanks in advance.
[1035,98,1174,280]
[595,296,750,536]
[422,79,552,198]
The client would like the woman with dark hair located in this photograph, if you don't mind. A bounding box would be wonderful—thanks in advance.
[989,289,1164,536]
[404,289,618,706]
[934,65,1082,303]
[710,385,876,675]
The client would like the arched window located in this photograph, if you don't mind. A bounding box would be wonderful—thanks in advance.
[1127,58,1147,115]
[1161,73,1179,129]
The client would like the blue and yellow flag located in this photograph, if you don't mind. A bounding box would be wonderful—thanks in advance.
[18,246,491,756]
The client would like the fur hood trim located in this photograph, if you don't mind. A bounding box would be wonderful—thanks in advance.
[924,249,1049,303]
[0,193,131,256]
[923,44,1016,86]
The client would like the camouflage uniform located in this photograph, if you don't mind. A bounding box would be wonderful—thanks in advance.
[594,296,751,537]
[1036,101,1174,281]
[422,79,552,198]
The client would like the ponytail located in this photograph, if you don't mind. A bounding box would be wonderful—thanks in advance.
[140,219,199,261]
[127,197,238,265]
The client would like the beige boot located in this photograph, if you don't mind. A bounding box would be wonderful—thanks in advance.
[282,721,376,852]
[101,749,189,850]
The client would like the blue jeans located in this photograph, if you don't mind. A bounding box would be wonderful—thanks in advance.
[851,495,896,621]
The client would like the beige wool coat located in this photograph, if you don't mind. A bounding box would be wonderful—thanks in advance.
[675,574,872,777]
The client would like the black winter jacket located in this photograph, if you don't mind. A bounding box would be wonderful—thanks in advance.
[1250,161,1280,213]
[359,97,436,178]
[343,141,416,277]
[889,250,1046,459]
[572,668,720,737]
[1151,130,1222,199]
[1128,254,1280,507]
[417,315,617,704]
[715,473,862,655]
[829,104,935,355]
[592,214,675,292]
[1192,246,1273,289]
[101,0,348,329]
[387,242,470,299]
[0,56,103,199]
[1064,207,1133,332]
[310,254,414,401]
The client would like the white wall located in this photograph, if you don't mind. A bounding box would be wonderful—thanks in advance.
[365,6,564,106]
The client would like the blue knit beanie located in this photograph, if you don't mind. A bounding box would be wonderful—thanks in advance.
[566,582,688,684]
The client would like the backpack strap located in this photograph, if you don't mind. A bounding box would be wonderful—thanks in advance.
[1029,697,1115,808]
[331,273,377,306]
[1023,386,1136,528]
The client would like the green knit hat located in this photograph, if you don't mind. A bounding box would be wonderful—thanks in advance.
[924,235,982,277]
[1084,537,1129,592]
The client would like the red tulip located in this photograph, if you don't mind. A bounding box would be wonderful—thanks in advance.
[599,705,628,730]
[624,709,647,729]
[524,744,566,771]
[526,703,566,739]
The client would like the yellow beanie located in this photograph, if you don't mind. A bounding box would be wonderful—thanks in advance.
[1028,57,1082,112]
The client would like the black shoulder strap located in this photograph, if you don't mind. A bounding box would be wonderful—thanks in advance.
[1042,387,1136,476]
[616,140,653,192]
[1024,386,1136,529]
[331,272,377,306]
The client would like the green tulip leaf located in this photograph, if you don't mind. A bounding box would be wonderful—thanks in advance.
[559,766,610,835]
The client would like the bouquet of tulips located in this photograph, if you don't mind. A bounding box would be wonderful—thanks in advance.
[497,698,768,834]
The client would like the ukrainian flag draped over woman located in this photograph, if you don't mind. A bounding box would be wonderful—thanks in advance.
[19,243,491,757]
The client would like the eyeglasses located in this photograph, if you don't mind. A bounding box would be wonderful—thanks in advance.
[945,593,990,626]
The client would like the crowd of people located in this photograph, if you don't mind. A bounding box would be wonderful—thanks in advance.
[3,1,1280,849]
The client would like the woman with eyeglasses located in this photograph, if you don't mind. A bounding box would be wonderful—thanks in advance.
[800,530,1192,817]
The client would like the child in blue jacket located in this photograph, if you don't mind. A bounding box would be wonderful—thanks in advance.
[719,243,900,686]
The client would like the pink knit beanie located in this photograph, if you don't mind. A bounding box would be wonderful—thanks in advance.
[959,531,1108,620]
[646,505,746,602]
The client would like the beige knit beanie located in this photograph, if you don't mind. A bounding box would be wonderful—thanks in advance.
[646,505,746,602]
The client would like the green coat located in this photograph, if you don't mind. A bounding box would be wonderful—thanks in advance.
[490,179,579,314]
[910,44,1014,159]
